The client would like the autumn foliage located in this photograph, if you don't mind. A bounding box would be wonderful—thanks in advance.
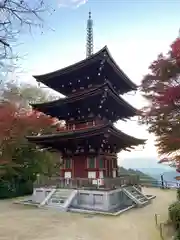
[140,35,180,172]
[0,101,59,179]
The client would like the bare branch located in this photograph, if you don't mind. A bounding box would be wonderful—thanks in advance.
[0,0,51,73]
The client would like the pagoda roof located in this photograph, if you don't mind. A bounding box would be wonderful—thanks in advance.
[33,46,137,95]
[27,123,145,153]
[31,82,137,121]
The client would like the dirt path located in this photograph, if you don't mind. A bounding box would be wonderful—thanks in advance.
[0,188,176,240]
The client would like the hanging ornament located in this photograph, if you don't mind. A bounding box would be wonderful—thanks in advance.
[105,87,108,92]
[103,51,107,56]
[100,59,105,65]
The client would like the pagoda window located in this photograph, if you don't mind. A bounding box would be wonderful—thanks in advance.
[65,158,72,169]
[113,158,117,168]
[87,157,96,169]
[86,121,93,126]
[67,124,75,130]
[99,158,104,169]
[92,120,95,126]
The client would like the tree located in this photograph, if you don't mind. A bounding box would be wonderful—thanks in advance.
[0,0,53,72]
[1,81,60,108]
[0,83,64,197]
[0,101,59,179]
[140,35,180,172]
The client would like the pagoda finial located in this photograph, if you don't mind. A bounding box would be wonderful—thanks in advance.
[86,11,93,58]
[89,11,91,19]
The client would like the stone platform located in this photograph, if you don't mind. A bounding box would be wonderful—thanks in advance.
[15,177,155,216]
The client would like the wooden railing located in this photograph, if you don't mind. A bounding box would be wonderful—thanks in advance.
[34,175,139,190]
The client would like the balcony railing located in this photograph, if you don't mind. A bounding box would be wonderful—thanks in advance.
[34,175,139,190]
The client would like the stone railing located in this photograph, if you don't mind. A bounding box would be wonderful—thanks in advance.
[34,175,139,190]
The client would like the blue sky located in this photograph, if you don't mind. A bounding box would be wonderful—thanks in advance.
[15,0,180,167]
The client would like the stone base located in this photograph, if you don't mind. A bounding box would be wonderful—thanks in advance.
[70,188,135,213]
[14,186,155,216]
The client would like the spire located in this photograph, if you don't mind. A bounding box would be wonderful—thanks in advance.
[86,11,93,58]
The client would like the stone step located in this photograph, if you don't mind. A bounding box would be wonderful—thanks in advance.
[51,189,74,198]
[123,186,149,205]
[49,198,66,204]
[55,189,73,194]
[46,189,77,211]
[138,197,148,202]
[52,193,70,198]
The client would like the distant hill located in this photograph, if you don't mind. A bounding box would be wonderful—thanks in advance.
[137,168,170,176]
[132,167,178,181]
[118,165,180,187]
[133,167,180,188]
[148,170,180,183]
[120,157,172,170]
[118,166,157,182]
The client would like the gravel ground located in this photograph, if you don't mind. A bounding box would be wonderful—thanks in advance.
[0,187,176,240]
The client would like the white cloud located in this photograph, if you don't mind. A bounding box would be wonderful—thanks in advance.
[58,0,88,8]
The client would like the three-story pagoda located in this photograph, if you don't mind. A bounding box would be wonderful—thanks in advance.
[27,46,145,179]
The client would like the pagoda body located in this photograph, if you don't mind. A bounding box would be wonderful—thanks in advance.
[27,46,145,180]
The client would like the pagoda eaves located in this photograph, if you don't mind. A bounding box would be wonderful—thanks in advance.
[33,46,137,96]
[31,82,137,122]
[27,123,146,154]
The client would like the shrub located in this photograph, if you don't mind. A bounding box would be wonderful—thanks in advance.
[174,231,180,240]
[169,201,180,230]
[0,179,33,199]
[177,189,180,201]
